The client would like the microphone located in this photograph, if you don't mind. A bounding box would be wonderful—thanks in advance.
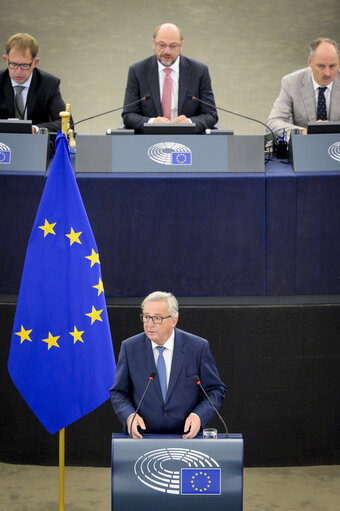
[129,371,156,438]
[187,95,275,159]
[73,96,150,127]
[193,374,229,438]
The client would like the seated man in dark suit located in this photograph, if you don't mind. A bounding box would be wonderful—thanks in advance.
[121,23,218,133]
[110,291,226,438]
[1,33,68,133]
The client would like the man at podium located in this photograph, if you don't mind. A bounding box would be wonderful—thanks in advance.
[0,33,68,133]
[121,23,218,133]
[267,37,340,137]
[110,291,226,438]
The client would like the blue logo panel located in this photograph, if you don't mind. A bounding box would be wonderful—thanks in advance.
[0,150,11,164]
[171,152,192,165]
[181,468,221,495]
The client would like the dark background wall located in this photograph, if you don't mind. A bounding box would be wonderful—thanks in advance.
[1,302,339,468]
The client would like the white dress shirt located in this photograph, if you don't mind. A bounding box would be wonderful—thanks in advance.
[157,57,180,121]
[311,76,333,117]
[151,330,175,389]
[11,74,33,120]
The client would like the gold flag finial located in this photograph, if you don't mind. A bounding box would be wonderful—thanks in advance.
[68,128,76,149]
[59,111,70,137]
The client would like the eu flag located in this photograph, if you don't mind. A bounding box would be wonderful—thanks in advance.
[171,152,192,165]
[7,132,116,434]
[181,468,221,495]
[0,149,11,164]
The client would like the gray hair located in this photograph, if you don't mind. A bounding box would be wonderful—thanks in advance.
[309,38,339,59]
[141,291,179,318]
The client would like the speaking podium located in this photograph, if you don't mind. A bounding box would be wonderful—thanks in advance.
[75,133,264,173]
[289,133,340,172]
[0,133,49,172]
[111,433,243,511]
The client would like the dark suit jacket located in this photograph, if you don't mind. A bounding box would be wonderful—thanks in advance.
[121,55,218,133]
[110,328,226,434]
[0,68,67,132]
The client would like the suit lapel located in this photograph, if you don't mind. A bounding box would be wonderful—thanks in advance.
[144,335,165,403]
[146,57,162,115]
[330,73,340,121]
[166,329,186,402]
[26,69,38,120]
[143,335,157,373]
[300,70,317,122]
[3,72,15,117]
[178,56,190,114]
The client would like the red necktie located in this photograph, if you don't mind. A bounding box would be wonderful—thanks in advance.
[162,68,172,120]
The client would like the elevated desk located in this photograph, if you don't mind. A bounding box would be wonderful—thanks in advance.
[111,433,243,511]
[1,134,340,297]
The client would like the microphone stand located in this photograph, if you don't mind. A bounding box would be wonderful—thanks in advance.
[73,96,150,127]
[129,371,156,438]
[188,95,275,162]
[194,375,229,438]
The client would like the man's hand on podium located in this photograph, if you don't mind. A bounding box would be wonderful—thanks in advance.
[127,413,146,438]
[182,413,201,439]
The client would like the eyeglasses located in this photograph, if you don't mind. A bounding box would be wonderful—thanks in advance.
[7,61,33,71]
[154,42,181,51]
[140,313,171,324]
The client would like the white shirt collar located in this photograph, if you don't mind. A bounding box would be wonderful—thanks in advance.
[157,55,180,75]
[311,74,334,93]
[11,73,33,89]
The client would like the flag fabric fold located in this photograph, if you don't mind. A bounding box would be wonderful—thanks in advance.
[8,132,116,434]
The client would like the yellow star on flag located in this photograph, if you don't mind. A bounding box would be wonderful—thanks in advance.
[93,277,104,296]
[85,306,103,325]
[15,325,32,344]
[42,332,60,350]
[65,227,82,246]
[85,249,100,267]
[38,219,56,238]
[69,325,85,344]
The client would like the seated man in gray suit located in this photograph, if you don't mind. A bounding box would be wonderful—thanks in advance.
[121,23,218,133]
[267,37,340,136]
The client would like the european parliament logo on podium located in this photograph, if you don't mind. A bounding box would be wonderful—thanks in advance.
[0,142,11,164]
[134,447,221,495]
[147,141,192,165]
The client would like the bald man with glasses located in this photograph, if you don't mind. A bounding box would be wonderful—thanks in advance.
[110,291,226,438]
[121,23,218,133]
[0,33,69,133]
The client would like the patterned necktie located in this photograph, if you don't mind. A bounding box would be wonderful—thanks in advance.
[156,346,167,402]
[14,86,25,119]
[162,68,172,120]
[317,87,327,121]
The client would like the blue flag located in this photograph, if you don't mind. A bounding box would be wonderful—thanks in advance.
[181,468,221,495]
[8,133,116,434]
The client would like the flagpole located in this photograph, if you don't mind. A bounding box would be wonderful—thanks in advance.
[58,111,69,511]
[59,428,65,511]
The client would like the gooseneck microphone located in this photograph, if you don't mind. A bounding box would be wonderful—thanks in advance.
[129,371,156,438]
[187,94,275,159]
[73,96,150,127]
[193,375,229,438]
